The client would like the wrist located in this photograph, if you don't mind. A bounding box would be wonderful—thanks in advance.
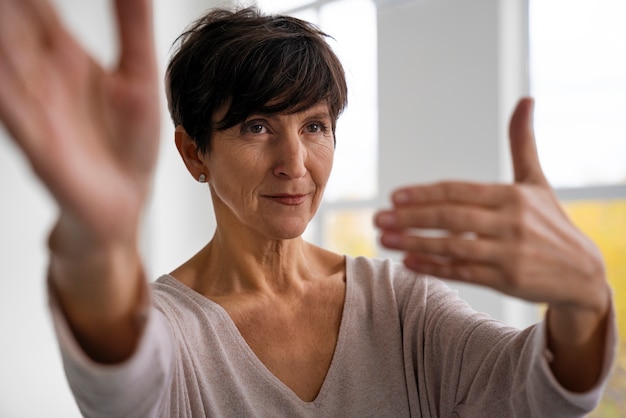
[48,212,140,257]
[547,280,611,347]
[47,232,148,364]
[545,289,611,392]
[47,214,145,331]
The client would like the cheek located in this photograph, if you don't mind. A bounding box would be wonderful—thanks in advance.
[209,159,257,203]
[209,147,264,184]
[311,145,335,183]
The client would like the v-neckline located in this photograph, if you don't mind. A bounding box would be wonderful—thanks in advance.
[161,256,353,405]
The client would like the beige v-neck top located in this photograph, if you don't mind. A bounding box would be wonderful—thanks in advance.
[51,256,615,417]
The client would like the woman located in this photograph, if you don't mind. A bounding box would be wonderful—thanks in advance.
[0,1,615,416]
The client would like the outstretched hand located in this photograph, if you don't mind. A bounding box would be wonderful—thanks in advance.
[0,0,160,250]
[375,98,608,314]
[0,0,161,363]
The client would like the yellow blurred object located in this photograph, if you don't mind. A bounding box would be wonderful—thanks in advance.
[565,200,626,417]
[324,209,378,258]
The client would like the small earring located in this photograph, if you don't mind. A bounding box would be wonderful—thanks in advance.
[198,174,206,183]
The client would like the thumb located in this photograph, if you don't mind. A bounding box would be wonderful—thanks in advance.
[509,97,548,185]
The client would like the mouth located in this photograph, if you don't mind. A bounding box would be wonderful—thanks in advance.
[264,194,309,205]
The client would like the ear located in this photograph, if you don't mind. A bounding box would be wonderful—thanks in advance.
[174,125,208,182]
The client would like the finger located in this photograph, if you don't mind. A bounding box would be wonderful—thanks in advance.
[380,233,501,263]
[0,0,70,160]
[0,1,39,80]
[20,0,65,44]
[403,255,501,284]
[114,0,157,77]
[375,205,504,237]
[0,0,62,43]
[403,255,552,302]
[0,4,39,153]
[509,97,549,186]
[0,60,35,151]
[390,181,510,208]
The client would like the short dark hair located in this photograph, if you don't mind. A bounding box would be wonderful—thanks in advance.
[166,7,348,153]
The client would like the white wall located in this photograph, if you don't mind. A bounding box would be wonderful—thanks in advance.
[375,0,537,326]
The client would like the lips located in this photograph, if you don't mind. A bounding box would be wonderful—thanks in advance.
[264,194,309,205]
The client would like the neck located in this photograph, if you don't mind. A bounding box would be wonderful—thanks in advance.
[173,224,340,298]
[212,226,311,292]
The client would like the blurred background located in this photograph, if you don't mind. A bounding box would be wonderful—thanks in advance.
[0,0,623,415]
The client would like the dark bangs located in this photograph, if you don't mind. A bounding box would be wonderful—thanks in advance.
[167,8,348,154]
[216,20,347,130]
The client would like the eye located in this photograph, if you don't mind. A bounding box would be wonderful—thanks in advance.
[241,119,269,135]
[305,122,329,134]
[249,124,265,134]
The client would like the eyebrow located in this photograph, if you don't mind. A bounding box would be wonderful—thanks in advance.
[245,109,332,122]
[302,111,332,120]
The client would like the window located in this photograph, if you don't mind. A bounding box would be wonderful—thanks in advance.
[529,0,626,414]
[257,0,379,257]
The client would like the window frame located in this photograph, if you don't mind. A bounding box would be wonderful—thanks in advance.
[556,184,626,202]
[258,0,380,253]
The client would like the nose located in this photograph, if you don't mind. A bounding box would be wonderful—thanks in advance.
[273,131,307,179]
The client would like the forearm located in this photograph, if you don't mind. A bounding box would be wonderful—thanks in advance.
[48,215,148,364]
[546,283,612,393]
[51,298,174,417]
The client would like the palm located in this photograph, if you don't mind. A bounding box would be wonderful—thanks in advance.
[0,0,159,244]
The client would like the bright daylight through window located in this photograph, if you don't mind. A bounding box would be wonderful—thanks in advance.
[257,0,379,256]
[530,0,626,415]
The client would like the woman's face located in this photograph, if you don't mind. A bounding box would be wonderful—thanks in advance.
[205,102,335,240]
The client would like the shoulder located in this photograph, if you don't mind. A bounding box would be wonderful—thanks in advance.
[347,255,416,284]
[346,256,454,303]
[150,275,226,326]
[151,275,191,309]
[345,256,462,323]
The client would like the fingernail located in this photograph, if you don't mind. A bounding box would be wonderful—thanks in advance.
[376,212,397,227]
[404,257,420,271]
[393,191,411,205]
[381,233,401,247]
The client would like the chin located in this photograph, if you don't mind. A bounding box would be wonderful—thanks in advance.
[271,227,307,241]
[262,218,310,241]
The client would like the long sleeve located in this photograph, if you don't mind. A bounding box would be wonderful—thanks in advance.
[49,288,175,418]
[395,270,617,417]
[46,258,616,417]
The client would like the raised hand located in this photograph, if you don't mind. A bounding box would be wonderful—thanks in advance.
[375,98,607,311]
[0,0,160,248]
[0,0,161,362]
[375,97,611,390]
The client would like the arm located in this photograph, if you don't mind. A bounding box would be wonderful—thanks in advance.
[375,98,613,393]
[399,274,614,416]
[0,0,160,363]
